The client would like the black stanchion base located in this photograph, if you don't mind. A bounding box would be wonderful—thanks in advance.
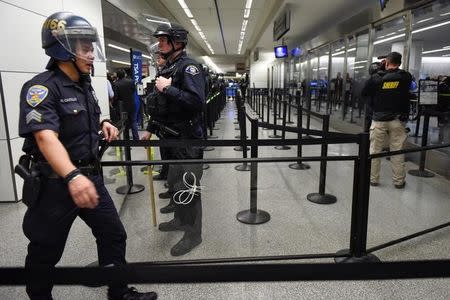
[307,193,337,204]
[334,249,381,263]
[116,184,145,195]
[202,164,210,170]
[408,169,435,178]
[203,146,215,151]
[268,134,282,138]
[237,209,271,224]
[235,135,248,139]
[289,162,311,170]
[275,145,291,150]
[233,121,239,124]
[235,164,251,171]
[207,135,218,139]
[286,121,295,124]
[234,127,240,130]
[234,146,249,151]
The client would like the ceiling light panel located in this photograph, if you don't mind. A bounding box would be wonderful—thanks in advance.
[177,0,214,55]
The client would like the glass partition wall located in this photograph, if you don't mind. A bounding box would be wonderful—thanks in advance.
[330,39,346,112]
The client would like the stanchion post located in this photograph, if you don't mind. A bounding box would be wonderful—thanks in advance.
[306,115,337,204]
[237,118,270,224]
[275,100,291,150]
[289,102,310,170]
[116,112,145,195]
[235,105,251,171]
[286,94,294,124]
[269,90,281,138]
[335,133,380,262]
[408,111,435,177]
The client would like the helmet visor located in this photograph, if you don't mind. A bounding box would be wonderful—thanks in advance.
[53,26,106,62]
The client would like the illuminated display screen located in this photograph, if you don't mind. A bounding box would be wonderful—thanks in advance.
[274,46,288,58]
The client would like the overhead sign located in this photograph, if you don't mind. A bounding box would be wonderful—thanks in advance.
[273,7,290,41]
[131,50,142,123]
[236,63,246,72]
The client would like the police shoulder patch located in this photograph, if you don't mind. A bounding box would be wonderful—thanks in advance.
[26,85,49,107]
[185,65,200,76]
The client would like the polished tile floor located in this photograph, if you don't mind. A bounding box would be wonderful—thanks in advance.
[0,101,449,299]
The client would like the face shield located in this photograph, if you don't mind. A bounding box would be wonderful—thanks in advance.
[53,26,106,62]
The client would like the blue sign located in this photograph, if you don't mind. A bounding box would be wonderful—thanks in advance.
[131,50,142,123]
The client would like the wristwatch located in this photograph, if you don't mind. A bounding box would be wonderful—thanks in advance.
[163,85,170,93]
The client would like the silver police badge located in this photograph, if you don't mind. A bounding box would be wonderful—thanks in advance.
[185,65,199,76]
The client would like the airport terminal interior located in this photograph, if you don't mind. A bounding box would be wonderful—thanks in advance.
[0,0,449,299]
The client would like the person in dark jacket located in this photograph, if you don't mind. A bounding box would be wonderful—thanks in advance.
[141,22,206,256]
[362,51,412,189]
[18,11,156,300]
[115,69,139,140]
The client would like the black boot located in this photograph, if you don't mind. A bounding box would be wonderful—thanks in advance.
[153,173,167,181]
[160,202,176,214]
[158,191,173,199]
[107,287,157,300]
[159,218,183,231]
[170,234,202,256]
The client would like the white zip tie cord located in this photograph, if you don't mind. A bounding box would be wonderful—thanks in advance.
[173,172,203,205]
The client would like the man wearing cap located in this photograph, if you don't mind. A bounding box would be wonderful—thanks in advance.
[362,51,412,189]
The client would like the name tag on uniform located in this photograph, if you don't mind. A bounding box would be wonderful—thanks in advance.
[60,97,78,103]
[382,81,399,89]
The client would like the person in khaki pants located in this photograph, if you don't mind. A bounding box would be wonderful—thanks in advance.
[369,119,407,187]
[362,52,412,189]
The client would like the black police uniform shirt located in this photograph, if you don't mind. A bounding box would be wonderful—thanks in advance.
[362,68,412,121]
[19,67,101,161]
[147,52,205,138]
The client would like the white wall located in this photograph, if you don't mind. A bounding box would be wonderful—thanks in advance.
[249,51,276,88]
[420,57,450,79]
[0,0,107,202]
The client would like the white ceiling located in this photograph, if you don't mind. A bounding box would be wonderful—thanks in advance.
[156,0,374,73]
[103,0,376,73]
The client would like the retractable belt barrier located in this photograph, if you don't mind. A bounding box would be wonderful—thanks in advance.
[5,94,450,287]
[1,259,450,286]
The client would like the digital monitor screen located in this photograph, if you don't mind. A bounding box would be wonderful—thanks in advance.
[274,46,288,58]
[291,47,302,57]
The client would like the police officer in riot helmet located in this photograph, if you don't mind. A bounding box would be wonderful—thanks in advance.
[362,51,412,189]
[141,22,206,256]
[18,12,157,299]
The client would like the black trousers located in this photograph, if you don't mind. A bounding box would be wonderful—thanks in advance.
[166,143,204,238]
[23,175,127,299]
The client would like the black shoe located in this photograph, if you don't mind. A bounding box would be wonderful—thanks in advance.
[108,287,157,300]
[160,202,176,214]
[394,182,405,189]
[158,191,173,199]
[159,218,183,231]
[170,235,202,256]
[370,182,379,187]
[153,174,167,181]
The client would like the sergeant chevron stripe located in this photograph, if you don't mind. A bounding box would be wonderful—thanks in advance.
[26,109,43,124]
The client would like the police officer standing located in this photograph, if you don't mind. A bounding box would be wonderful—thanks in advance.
[141,22,206,256]
[18,12,156,299]
[362,52,412,188]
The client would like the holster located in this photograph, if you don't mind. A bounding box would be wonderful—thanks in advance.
[15,155,41,208]
[22,169,42,208]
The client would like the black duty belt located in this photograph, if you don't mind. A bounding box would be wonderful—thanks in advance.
[37,160,101,179]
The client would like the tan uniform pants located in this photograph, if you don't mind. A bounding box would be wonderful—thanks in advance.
[369,119,407,185]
